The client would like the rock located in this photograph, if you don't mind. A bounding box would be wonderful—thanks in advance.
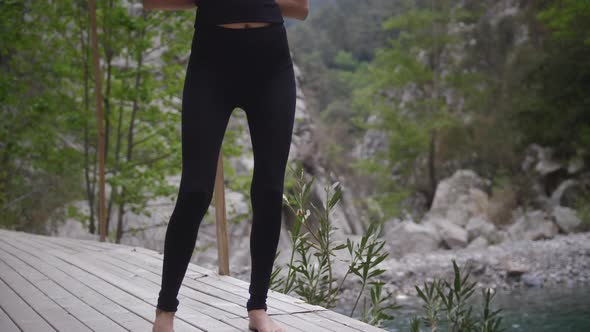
[463,258,487,277]
[384,220,441,258]
[425,169,491,227]
[487,229,510,245]
[523,144,563,175]
[521,272,544,287]
[467,236,489,249]
[465,216,497,241]
[550,179,584,208]
[507,210,559,241]
[567,156,584,174]
[487,184,518,226]
[504,260,530,280]
[552,206,582,233]
[428,217,469,249]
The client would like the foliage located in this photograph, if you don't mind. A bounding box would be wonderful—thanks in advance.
[410,259,505,332]
[271,160,400,327]
[0,1,244,241]
[510,0,590,162]
[347,0,485,219]
[271,162,505,330]
[1,0,87,230]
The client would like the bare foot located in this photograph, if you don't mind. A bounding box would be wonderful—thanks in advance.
[152,308,175,332]
[248,309,286,332]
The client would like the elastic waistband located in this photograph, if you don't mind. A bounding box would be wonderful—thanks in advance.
[195,21,284,34]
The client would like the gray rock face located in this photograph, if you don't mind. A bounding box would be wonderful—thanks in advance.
[425,169,492,228]
[428,217,469,249]
[552,206,582,233]
[379,232,590,301]
[466,236,489,249]
[402,169,497,250]
[465,216,497,241]
[507,210,559,241]
[384,220,441,258]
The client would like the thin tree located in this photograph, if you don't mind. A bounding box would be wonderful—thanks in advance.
[89,0,107,241]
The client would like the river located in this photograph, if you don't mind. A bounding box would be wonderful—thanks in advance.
[333,284,590,331]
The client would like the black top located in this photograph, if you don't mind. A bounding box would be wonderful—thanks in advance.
[194,0,284,26]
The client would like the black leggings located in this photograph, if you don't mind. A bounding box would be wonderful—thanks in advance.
[156,21,296,313]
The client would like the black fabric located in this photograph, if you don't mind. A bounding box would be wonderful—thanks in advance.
[156,21,296,313]
[194,0,284,26]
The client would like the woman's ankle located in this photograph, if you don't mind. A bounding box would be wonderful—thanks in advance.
[156,308,176,317]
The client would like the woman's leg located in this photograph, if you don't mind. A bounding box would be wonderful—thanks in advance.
[243,61,297,312]
[156,54,235,313]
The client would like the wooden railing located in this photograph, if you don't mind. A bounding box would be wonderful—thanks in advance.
[214,152,230,275]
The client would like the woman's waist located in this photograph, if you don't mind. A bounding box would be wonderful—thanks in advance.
[190,21,291,67]
[194,2,284,27]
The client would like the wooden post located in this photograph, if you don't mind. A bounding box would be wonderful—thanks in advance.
[89,0,107,242]
[214,152,230,275]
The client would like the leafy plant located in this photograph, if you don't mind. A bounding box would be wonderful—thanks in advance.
[271,160,400,327]
[411,259,505,332]
[271,162,505,330]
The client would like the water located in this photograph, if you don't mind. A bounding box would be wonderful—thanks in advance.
[333,284,590,331]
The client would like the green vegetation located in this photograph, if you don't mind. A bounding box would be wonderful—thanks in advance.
[0,1,249,238]
[410,260,505,332]
[275,161,398,324]
[272,161,505,330]
[290,0,590,220]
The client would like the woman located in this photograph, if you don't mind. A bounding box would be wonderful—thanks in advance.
[142,1,309,331]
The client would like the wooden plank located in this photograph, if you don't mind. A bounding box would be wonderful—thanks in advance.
[43,233,297,316]
[6,233,212,332]
[272,313,332,332]
[27,229,326,314]
[14,233,249,328]
[1,229,388,332]
[0,241,126,331]
[291,311,360,332]
[121,248,303,313]
[0,234,195,332]
[0,259,91,331]
[0,233,146,331]
[88,251,313,332]
[9,229,326,314]
[111,244,387,332]
[136,246,328,311]
[6,232,308,331]
[0,306,20,332]
[315,309,389,332]
[113,245,317,313]
[220,316,260,332]
[90,246,280,315]
[0,277,55,332]
[81,249,245,322]
[15,230,250,332]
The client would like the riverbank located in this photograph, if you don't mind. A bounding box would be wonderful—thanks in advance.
[228,231,590,312]
[374,231,590,300]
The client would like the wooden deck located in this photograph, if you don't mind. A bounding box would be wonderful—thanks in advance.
[0,229,388,332]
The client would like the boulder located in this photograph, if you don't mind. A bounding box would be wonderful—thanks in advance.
[466,236,489,249]
[507,210,559,241]
[504,260,531,280]
[487,229,510,245]
[550,179,584,208]
[521,272,544,287]
[552,206,582,233]
[522,144,563,175]
[428,217,469,249]
[465,216,497,241]
[384,220,441,258]
[425,169,491,227]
